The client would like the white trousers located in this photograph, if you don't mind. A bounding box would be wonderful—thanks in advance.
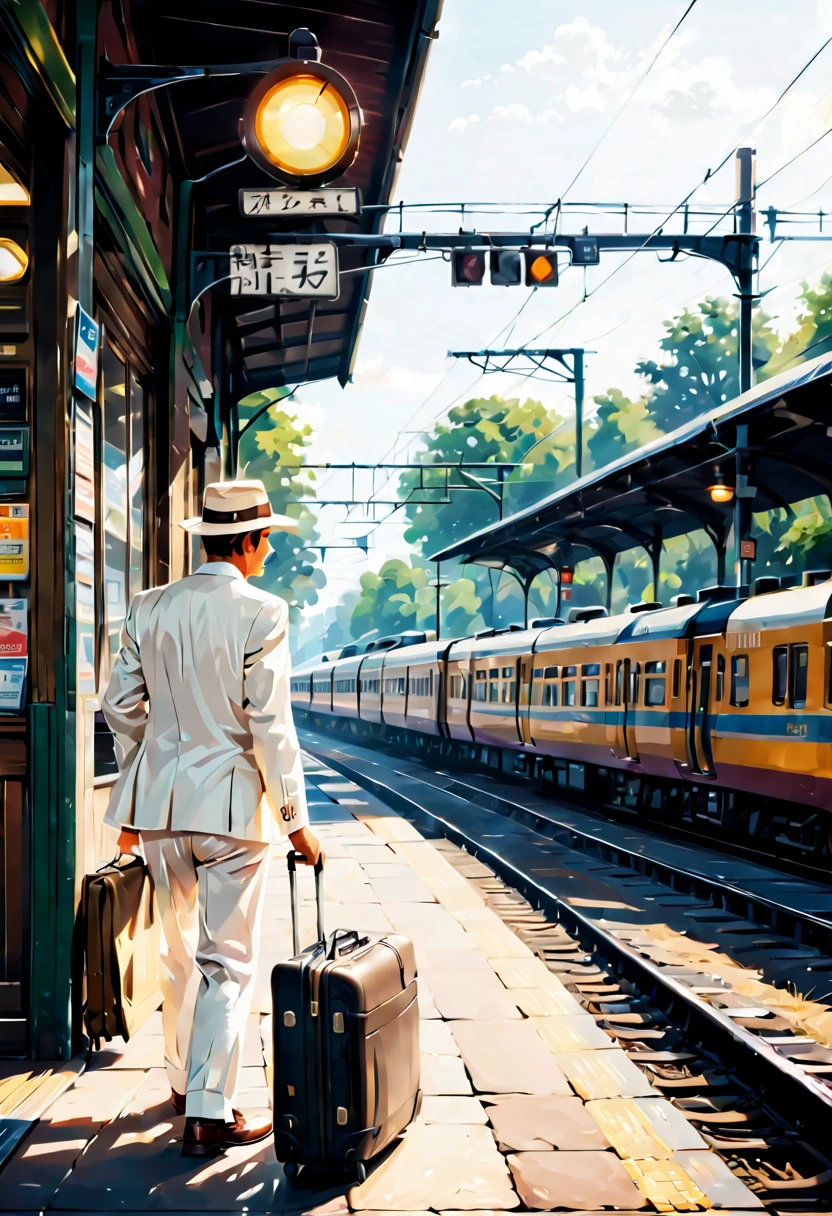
[142,831,270,1121]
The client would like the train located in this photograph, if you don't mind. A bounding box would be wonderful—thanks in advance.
[291,575,832,858]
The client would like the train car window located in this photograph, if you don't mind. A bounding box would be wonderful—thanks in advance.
[510,681,517,703]
[544,666,558,679]
[533,667,543,677]
[715,655,725,702]
[615,660,623,705]
[582,664,601,676]
[581,678,600,707]
[730,655,749,707]
[644,660,666,706]
[475,671,487,702]
[398,677,406,696]
[430,669,434,697]
[672,658,682,699]
[605,664,613,705]
[630,662,640,704]
[563,667,577,707]
[789,643,808,709]
[772,646,788,705]
[543,682,559,707]
[502,666,513,678]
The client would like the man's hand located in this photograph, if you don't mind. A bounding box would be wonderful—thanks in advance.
[116,826,141,857]
[289,826,324,868]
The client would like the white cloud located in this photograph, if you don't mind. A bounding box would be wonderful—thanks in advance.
[565,83,605,113]
[461,78,482,88]
[350,355,443,398]
[488,102,563,125]
[449,113,481,135]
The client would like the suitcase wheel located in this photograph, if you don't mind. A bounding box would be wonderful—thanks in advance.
[283,1161,300,1180]
[355,1160,367,1185]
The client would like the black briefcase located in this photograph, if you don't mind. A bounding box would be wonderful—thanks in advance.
[271,852,421,1181]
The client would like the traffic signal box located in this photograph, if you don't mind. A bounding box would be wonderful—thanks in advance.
[454,247,559,287]
[451,250,486,286]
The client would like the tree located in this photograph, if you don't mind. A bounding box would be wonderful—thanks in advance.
[762,272,832,378]
[349,559,485,641]
[237,388,326,622]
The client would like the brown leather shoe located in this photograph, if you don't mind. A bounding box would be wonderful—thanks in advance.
[172,1089,185,1115]
[181,1110,272,1158]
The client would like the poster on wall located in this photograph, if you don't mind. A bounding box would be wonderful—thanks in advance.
[74,406,95,524]
[0,598,27,657]
[76,521,96,695]
[0,504,28,580]
[0,659,26,713]
[74,306,99,401]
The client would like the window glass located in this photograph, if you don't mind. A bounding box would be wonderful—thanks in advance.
[582,678,600,707]
[630,662,640,704]
[582,663,601,676]
[489,678,499,702]
[605,663,613,704]
[502,666,513,678]
[645,677,666,706]
[773,646,788,705]
[544,666,558,679]
[128,372,145,599]
[731,655,749,707]
[672,658,682,699]
[644,660,665,674]
[103,343,128,669]
[790,643,808,709]
[615,660,623,705]
[563,679,576,707]
[715,655,725,702]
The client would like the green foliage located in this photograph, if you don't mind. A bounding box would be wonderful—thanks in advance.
[349,559,484,640]
[237,389,325,622]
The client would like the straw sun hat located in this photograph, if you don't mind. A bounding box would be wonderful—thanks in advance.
[179,479,300,536]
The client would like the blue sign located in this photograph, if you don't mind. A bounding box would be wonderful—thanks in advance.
[74,306,99,400]
[0,658,26,713]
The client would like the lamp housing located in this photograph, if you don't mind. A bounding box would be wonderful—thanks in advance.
[241,60,361,186]
[707,474,734,504]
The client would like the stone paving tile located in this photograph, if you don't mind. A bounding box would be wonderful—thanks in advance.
[511,988,584,1017]
[423,969,522,1021]
[530,1014,615,1052]
[484,1095,610,1152]
[419,1019,460,1055]
[420,1054,473,1095]
[451,912,534,960]
[417,976,440,1020]
[419,949,492,972]
[508,1149,648,1210]
[385,903,477,951]
[671,1150,765,1208]
[553,1050,657,1100]
[421,1096,488,1125]
[370,877,436,904]
[349,1121,519,1211]
[450,1021,572,1095]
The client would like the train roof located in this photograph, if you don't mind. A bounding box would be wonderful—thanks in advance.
[727,579,832,632]
[370,640,449,670]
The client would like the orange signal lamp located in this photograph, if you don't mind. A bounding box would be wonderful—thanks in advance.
[707,474,734,504]
[561,567,573,584]
[0,239,28,282]
[242,61,361,186]
[529,256,554,283]
[524,249,558,287]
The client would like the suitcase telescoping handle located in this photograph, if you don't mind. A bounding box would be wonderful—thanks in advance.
[287,851,324,957]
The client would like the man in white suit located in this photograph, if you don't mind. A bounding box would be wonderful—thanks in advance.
[102,479,322,1159]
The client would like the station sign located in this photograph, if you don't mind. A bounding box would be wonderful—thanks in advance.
[0,370,25,420]
[229,242,339,299]
[239,188,360,217]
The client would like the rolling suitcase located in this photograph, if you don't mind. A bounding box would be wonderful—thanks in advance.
[272,851,421,1181]
[75,854,161,1049]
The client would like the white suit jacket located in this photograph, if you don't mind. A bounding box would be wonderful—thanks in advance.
[101,562,309,842]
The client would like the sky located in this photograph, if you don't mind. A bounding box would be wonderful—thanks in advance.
[279,0,832,625]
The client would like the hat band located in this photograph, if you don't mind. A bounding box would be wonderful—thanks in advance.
[202,502,271,525]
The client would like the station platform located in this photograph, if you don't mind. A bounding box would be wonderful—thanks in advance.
[0,755,762,1214]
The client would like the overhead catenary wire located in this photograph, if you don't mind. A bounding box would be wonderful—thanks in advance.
[559,0,700,203]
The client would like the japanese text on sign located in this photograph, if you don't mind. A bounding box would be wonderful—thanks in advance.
[229,243,339,300]
[0,504,28,581]
[239,188,359,217]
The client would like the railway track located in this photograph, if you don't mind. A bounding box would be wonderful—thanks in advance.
[300,723,832,1207]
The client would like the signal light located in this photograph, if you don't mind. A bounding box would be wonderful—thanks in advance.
[490,250,521,286]
[560,566,573,602]
[524,250,558,287]
[452,250,486,286]
[570,235,600,265]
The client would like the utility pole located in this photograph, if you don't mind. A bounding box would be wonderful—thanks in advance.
[735,147,757,396]
[429,565,451,640]
[448,348,589,477]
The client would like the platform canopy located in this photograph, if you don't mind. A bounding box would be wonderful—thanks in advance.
[130,0,440,397]
[430,352,832,583]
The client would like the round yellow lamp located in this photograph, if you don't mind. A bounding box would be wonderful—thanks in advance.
[242,63,361,185]
[0,238,28,282]
[707,474,734,504]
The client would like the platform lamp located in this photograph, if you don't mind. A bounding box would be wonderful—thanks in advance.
[240,29,362,186]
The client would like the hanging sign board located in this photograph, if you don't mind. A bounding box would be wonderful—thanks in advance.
[239,187,360,217]
[229,243,339,300]
[0,371,26,421]
[74,405,95,523]
[0,599,26,657]
[0,504,28,580]
[74,305,99,400]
